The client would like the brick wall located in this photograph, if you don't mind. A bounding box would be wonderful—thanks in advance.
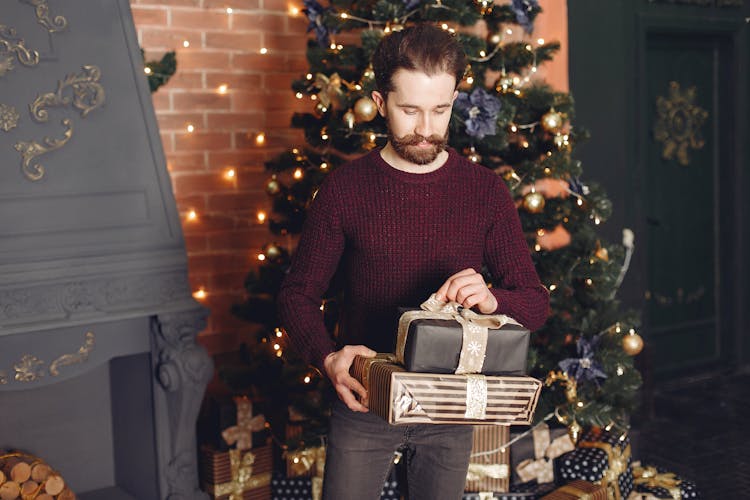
[130,0,567,355]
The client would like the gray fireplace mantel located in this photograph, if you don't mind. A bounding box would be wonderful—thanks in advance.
[0,1,211,498]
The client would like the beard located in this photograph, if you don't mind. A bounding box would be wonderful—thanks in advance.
[387,124,449,166]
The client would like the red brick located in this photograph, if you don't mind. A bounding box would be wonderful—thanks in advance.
[205,32,262,51]
[173,91,231,110]
[207,191,269,211]
[160,131,175,152]
[179,51,232,70]
[262,0,295,12]
[232,53,285,72]
[204,0,261,10]
[189,253,251,274]
[232,13,286,32]
[264,33,303,51]
[208,270,248,291]
[166,151,206,170]
[206,111,264,130]
[205,72,262,90]
[287,53,309,72]
[174,130,232,150]
[141,28,196,49]
[174,171,234,194]
[151,91,171,111]
[171,10,230,30]
[231,90,290,110]
[207,150,267,168]
[185,234,209,252]
[156,112,205,131]
[207,230,258,251]
[174,193,208,211]
[265,108,295,128]
[164,71,203,90]
[131,6,168,26]
[135,0,201,5]
[235,167,274,190]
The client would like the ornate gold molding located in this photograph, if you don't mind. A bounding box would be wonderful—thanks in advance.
[31,65,105,122]
[22,0,69,33]
[14,354,45,382]
[653,81,708,166]
[0,371,7,385]
[49,332,95,376]
[0,103,21,131]
[0,25,41,76]
[14,117,73,181]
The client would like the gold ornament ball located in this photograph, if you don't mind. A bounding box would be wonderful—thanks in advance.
[541,109,563,133]
[567,420,583,444]
[266,178,281,195]
[343,109,356,130]
[354,96,378,122]
[523,191,545,213]
[623,332,644,356]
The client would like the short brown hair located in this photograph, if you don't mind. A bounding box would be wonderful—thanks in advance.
[372,23,466,96]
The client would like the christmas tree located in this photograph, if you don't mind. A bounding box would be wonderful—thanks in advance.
[229,0,642,453]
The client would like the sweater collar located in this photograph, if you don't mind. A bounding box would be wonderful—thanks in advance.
[372,147,459,184]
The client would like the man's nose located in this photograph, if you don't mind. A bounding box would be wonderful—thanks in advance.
[415,113,431,137]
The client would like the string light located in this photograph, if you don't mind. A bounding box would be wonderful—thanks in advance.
[304,375,311,383]
[187,209,198,221]
[295,92,303,99]
[144,67,151,74]
[576,402,584,408]
[258,253,266,261]
[537,38,545,45]
[257,211,267,223]
[183,40,190,48]
[217,84,229,94]
[293,168,303,179]
[273,343,280,350]
[275,328,283,337]
[510,124,517,132]
[223,168,236,180]
[260,47,268,54]
[289,6,300,15]
[255,132,265,145]
[534,244,542,252]
[226,7,233,14]
[576,198,584,206]
[586,278,593,286]
[193,287,207,300]
[186,124,195,133]
[549,284,557,291]
[320,162,328,170]
[306,73,313,80]
[616,365,625,376]
[506,28,513,35]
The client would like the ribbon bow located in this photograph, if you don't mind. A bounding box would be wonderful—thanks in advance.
[578,438,632,500]
[313,72,343,109]
[466,463,509,482]
[632,461,682,500]
[396,293,521,374]
[515,423,575,483]
[287,446,326,500]
[221,396,266,451]
[209,449,270,499]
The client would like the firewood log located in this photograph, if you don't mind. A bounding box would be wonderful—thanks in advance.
[0,469,5,486]
[0,480,20,500]
[43,475,64,496]
[30,465,50,484]
[56,488,75,500]
[9,463,30,484]
[20,480,39,499]
[36,494,54,500]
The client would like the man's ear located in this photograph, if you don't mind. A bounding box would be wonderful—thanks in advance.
[452,89,459,102]
[371,90,387,117]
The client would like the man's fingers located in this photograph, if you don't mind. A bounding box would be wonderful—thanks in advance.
[336,378,369,412]
[436,268,476,300]
[352,345,376,358]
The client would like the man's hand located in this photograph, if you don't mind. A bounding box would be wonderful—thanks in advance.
[435,268,498,314]
[323,345,377,412]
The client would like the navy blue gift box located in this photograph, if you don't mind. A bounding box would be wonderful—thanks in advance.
[555,428,634,500]
[462,481,556,500]
[631,462,701,499]
[271,473,401,500]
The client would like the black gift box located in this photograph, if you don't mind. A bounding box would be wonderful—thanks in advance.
[632,462,701,499]
[463,481,556,500]
[510,425,572,485]
[271,472,401,500]
[399,309,530,375]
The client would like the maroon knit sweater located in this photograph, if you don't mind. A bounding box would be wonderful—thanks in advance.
[277,148,549,370]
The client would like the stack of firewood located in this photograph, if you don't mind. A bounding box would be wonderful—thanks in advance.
[0,452,75,500]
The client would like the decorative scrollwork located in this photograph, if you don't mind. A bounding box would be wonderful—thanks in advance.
[49,332,96,376]
[653,81,708,166]
[0,371,7,385]
[21,0,69,32]
[14,354,46,382]
[31,65,105,122]
[0,25,41,75]
[0,103,20,131]
[14,117,73,181]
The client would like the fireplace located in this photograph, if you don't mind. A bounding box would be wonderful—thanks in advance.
[0,1,211,498]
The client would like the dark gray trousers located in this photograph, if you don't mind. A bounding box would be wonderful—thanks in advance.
[322,399,474,500]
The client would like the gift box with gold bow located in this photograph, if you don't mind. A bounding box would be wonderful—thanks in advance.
[351,354,542,425]
[626,461,701,499]
[462,481,557,500]
[465,425,511,493]
[539,479,608,500]
[200,444,272,499]
[397,294,530,375]
[198,395,269,451]
[511,423,575,485]
[555,429,634,500]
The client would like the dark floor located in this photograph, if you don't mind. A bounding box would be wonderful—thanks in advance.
[632,368,750,500]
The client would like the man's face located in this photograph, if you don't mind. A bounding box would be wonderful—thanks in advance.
[372,69,458,165]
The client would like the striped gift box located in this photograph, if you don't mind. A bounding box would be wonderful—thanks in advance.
[351,355,542,425]
[200,443,273,500]
[465,425,510,493]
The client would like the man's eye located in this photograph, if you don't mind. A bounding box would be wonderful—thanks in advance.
[404,110,417,115]
[434,110,448,115]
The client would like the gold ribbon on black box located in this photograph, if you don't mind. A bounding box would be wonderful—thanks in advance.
[396,294,521,374]
[221,396,266,451]
[516,422,575,484]
[540,479,608,500]
[631,461,682,500]
[204,449,271,500]
[577,439,632,500]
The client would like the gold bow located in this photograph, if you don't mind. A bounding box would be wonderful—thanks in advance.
[396,294,521,374]
[222,396,266,451]
[313,72,343,109]
[516,423,575,483]
[632,461,682,500]
[466,463,509,482]
[208,449,271,499]
[556,484,593,500]
[286,445,326,478]
[578,438,631,500]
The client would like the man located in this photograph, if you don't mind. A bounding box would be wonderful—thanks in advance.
[277,23,548,500]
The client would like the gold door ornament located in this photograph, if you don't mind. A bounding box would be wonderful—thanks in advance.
[30,65,106,121]
[14,117,73,181]
[0,25,41,75]
[0,103,21,131]
[653,81,708,166]
[23,0,69,33]
[8,331,96,383]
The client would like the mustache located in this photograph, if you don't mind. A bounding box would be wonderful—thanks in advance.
[395,133,446,146]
